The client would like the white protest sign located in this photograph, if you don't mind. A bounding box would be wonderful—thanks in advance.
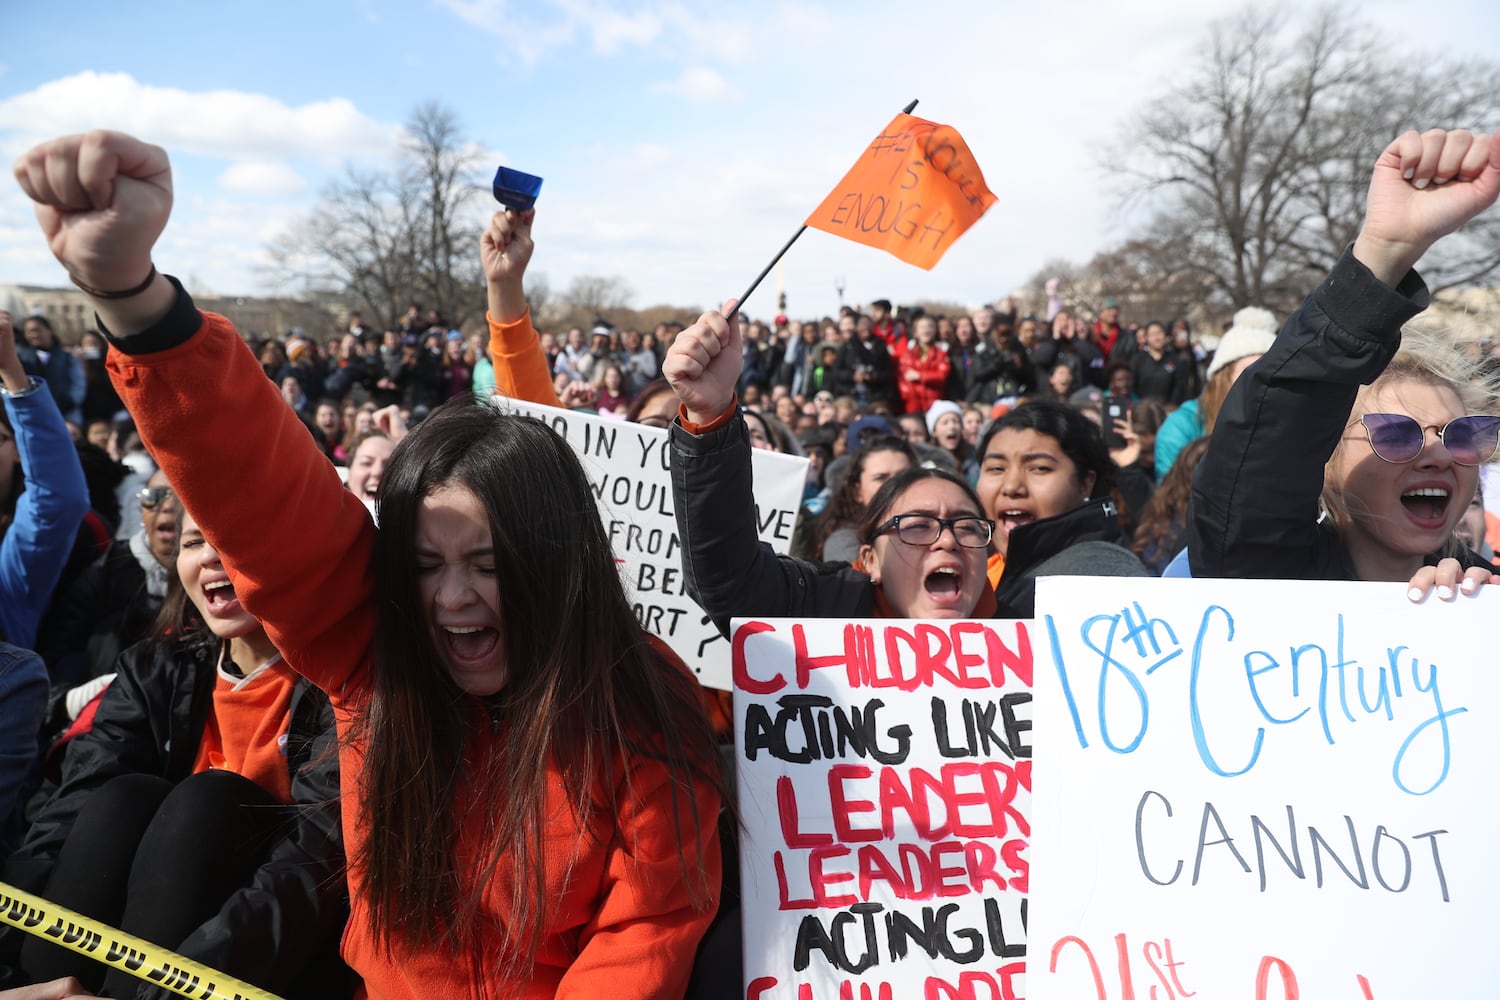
[1029,576,1498,1000]
[732,617,1034,1000]
[496,398,807,689]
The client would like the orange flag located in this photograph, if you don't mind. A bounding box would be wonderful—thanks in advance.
[805,112,996,271]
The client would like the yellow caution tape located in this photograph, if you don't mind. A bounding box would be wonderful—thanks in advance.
[0,881,283,1000]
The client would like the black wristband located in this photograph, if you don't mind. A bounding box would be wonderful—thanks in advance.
[69,264,158,300]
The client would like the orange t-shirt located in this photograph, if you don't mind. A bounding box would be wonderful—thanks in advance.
[987,551,1006,590]
[191,657,298,804]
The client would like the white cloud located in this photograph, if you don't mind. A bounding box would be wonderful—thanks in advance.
[0,72,401,163]
[218,162,308,198]
[648,66,734,104]
[563,0,663,53]
[434,0,583,65]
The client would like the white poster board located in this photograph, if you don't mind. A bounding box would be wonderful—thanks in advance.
[733,617,1034,1000]
[496,398,807,689]
[1029,576,1499,999]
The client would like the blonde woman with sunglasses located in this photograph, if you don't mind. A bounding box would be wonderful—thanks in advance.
[1192,127,1500,595]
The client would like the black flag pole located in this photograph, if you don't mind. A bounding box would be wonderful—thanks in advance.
[725,98,919,322]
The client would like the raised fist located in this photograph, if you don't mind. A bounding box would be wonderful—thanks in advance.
[663,299,742,426]
[14,131,171,292]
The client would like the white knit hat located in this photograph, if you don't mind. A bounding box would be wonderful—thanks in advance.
[1206,307,1278,379]
[925,399,963,434]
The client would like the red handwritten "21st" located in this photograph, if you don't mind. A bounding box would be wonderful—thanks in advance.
[1049,932,1378,999]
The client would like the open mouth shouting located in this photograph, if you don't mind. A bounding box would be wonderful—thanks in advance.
[925,564,965,603]
[996,507,1035,540]
[1399,485,1450,530]
[201,577,242,615]
[440,624,500,667]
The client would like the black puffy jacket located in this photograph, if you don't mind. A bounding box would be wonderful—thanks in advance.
[0,632,349,997]
[1189,248,1492,580]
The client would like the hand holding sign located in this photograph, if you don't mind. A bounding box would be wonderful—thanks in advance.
[482,208,535,324]
[1405,556,1495,603]
[664,298,741,425]
[1354,128,1500,284]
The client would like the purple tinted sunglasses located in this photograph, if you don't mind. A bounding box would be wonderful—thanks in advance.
[1359,413,1500,467]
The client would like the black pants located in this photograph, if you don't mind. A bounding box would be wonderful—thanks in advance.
[22,770,319,998]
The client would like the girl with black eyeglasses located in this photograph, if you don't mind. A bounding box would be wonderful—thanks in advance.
[1192,127,1500,594]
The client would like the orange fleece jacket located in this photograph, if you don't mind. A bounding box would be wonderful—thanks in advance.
[487,308,563,406]
[109,305,720,1000]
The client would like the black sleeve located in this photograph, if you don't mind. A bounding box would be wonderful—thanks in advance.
[34,550,109,683]
[97,277,201,355]
[827,357,857,398]
[0,644,173,976]
[671,414,873,638]
[1188,248,1429,579]
[321,363,357,401]
[867,341,895,380]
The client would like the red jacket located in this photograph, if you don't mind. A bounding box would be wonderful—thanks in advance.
[109,302,720,1000]
[897,343,952,414]
[1091,320,1122,358]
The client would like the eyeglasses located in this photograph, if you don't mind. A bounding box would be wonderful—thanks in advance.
[871,513,994,549]
[814,394,835,405]
[1358,413,1500,467]
[137,485,176,509]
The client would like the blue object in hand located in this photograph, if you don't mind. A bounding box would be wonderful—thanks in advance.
[492,166,543,210]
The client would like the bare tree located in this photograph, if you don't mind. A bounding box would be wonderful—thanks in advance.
[1111,5,1500,314]
[401,101,484,327]
[1026,233,1220,332]
[267,102,485,329]
[556,275,635,329]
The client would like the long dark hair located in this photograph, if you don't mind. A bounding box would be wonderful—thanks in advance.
[815,436,918,552]
[1132,436,1210,571]
[144,564,198,655]
[353,395,720,976]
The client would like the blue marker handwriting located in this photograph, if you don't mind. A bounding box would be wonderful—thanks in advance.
[1043,602,1466,796]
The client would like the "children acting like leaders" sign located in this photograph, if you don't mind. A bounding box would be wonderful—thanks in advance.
[1029,577,1498,999]
[733,617,1034,1000]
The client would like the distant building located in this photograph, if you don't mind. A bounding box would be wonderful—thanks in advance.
[0,283,345,345]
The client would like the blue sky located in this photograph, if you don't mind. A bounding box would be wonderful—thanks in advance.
[3,0,1498,322]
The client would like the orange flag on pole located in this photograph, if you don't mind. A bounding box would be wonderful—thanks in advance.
[805,112,996,271]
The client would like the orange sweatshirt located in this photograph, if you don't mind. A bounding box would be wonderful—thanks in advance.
[487,309,564,406]
[109,302,720,1000]
[190,658,298,804]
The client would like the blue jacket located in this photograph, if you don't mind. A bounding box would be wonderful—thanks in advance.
[16,347,85,427]
[0,379,91,649]
[0,642,46,861]
[1153,397,1201,483]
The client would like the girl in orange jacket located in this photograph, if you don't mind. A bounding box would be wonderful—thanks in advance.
[16,131,722,1000]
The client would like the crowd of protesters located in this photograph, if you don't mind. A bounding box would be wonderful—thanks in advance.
[0,125,1496,1000]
